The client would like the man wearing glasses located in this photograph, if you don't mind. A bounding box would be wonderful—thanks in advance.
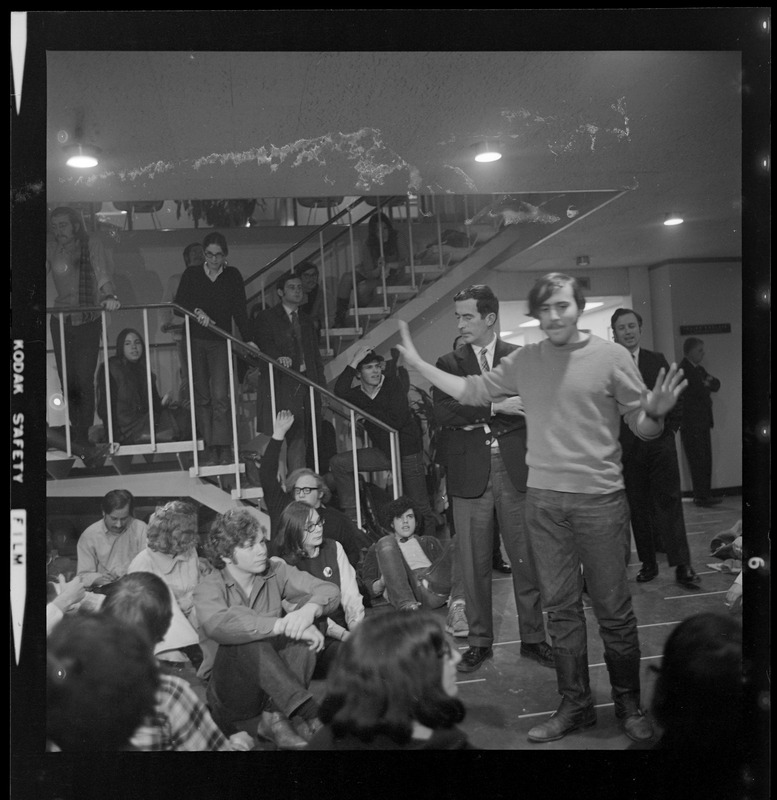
[260,410,371,570]
[174,231,259,466]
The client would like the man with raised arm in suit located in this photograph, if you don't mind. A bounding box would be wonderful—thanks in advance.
[611,309,701,591]
[253,271,326,473]
[432,285,553,675]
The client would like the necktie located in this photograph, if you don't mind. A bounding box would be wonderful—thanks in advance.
[290,310,305,370]
[480,347,490,373]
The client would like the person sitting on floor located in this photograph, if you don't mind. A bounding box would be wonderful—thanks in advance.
[76,488,147,591]
[46,612,159,752]
[101,571,254,752]
[273,500,365,679]
[308,609,476,750]
[193,507,340,749]
[633,612,745,799]
[360,495,463,614]
[260,409,371,569]
[128,500,211,670]
[96,327,188,445]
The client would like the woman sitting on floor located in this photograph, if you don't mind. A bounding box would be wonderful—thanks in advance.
[273,500,364,678]
[96,327,188,445]
[307,609,476,750]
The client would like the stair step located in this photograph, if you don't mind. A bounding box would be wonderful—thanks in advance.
[189,463,247,477]
[348,307,390,316]
[322,326,363,336]
[412,264,446,274]
[375,285,418,296]
[232,487,265,500]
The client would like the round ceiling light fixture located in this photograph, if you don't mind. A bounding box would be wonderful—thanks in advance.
[65,143,101,169]
[663,212,684,226]
[474,141,502,163]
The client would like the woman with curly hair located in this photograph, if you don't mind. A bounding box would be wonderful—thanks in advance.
[308,609,476,750]
[128,500,209,669]
[273,500,364,677]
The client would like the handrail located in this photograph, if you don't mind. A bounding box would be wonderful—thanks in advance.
[243,197,366,293]
[244,195,406,305]
[46,301,402,517]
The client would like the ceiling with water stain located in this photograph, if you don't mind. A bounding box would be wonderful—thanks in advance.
[25,10,767,271]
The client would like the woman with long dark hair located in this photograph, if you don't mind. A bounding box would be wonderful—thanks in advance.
[273,500,364,678]
[96,327,185,444]
[333,212,407,327]
[308,609,476,750]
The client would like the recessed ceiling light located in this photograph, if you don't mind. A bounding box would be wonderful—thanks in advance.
[65,144,101,169]
[474,142,502,163]
[663,212,684,226]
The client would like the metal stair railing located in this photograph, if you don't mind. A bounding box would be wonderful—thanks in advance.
[48,301,402,523]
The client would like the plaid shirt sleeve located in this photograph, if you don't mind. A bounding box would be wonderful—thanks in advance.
[132,674,230,752]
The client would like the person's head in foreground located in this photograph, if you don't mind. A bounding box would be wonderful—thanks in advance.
[146,500,199,558]
[46,612,159,751]
[316,610,465,746]
[102,571,174,646]
[650,611,742,750]
[527,272,587,347]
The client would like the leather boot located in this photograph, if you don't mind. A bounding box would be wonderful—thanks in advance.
[604,652,654,743]
[527,652,597,743]
[333,297,350,328]
[256,710,308,750]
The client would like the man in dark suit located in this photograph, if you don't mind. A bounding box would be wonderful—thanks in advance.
[679,336,722,507]
[433,285,553,674]
[611,309,701,591]
[253,271,326,473]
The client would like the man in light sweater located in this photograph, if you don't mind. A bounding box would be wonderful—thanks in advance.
[397,272,687,746]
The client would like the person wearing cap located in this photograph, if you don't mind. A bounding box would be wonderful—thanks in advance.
[330,345,442,538]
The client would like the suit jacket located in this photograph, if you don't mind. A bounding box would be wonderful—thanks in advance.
[679,357,720,430]
[252,303,325,424]
[433,341,528,498]
[620,348,683,459]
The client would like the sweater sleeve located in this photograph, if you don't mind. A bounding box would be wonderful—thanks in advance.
[334,542,365,630]
[258,437,290,526]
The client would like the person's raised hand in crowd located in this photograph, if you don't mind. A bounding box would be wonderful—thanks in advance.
[641,364,688,419]
[396,321,423,370]
[348,344,376,370]
[100,297,121,312]
[50,574,86,614]
[272,410,295,441]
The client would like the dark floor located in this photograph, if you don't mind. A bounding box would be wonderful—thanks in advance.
[177,494,742,750]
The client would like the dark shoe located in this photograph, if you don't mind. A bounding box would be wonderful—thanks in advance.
[256,711,308,750]
[200,447,217,466]
[620,709,654,742]
[527,702,597,743]
[82,442,111,470]
[218,447,236,465]
[675,564,701,590]
[456,646,493,673]
[492,558,512,574]
[636,563,659,583]
[520,641,555,669]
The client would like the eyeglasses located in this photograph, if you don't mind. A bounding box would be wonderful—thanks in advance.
[305,520,324,533]
[204,251,225,260]
[293,486,320,496]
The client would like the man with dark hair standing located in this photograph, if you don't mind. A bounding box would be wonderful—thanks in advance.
[398,273,687,745]
[433,285,552,673]
[679,337,722,507]
[47,206,122,447]
[253,270,326,473]
[611,308,700,590]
